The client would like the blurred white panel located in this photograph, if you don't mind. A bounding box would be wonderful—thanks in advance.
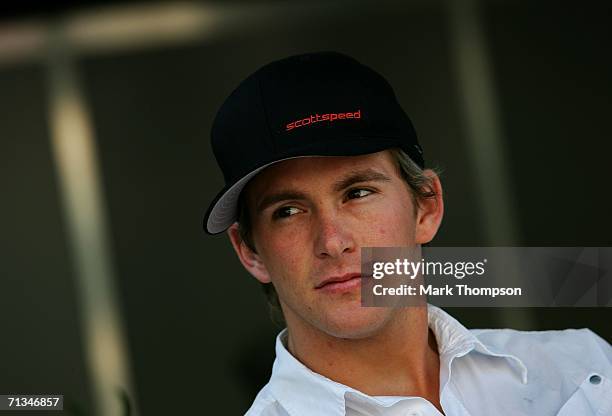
[46,30,139,416]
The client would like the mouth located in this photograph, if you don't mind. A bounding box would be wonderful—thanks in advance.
[315,273,362,293]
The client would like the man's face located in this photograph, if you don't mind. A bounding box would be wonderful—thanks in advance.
[238,150,434,339]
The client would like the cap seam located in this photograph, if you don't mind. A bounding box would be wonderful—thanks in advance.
[256,75,277,154]
[354,64,372,132]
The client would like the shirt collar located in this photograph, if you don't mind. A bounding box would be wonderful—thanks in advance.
[268,304,528,416]
[268,329,347,416]
[427,304,529,390]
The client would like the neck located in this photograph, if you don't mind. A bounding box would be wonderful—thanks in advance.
[283,306,442,412]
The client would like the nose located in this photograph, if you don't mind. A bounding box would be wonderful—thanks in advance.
[314,211,356,259]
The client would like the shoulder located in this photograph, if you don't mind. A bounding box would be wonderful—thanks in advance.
[244,384,289,416]
[471,327,611,374]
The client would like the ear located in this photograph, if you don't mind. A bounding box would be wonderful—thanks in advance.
[414,170,444,244]
[227,223,273,284]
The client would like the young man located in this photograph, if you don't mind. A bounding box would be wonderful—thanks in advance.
[204,52,611,415]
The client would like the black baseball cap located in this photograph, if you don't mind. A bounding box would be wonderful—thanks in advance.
[204,51,424,235]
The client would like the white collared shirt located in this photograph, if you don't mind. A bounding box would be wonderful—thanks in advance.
[245,305,612,415]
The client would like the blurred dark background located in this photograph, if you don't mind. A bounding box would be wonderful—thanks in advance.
[1,0,610,415]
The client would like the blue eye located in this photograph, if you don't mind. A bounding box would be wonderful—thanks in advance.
[347,188,373,199]
[273,206,301,219]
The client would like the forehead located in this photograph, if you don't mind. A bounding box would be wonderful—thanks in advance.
[244,150,398,200]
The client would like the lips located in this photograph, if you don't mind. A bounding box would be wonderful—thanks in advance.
[315,273,361,290]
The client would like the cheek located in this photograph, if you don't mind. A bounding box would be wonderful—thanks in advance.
[366,199,416,245]
[258,229,310,278]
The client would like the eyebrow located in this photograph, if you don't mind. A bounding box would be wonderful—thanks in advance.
[256,191,309,213]
[255,168,392,213]
[332,168,392,193]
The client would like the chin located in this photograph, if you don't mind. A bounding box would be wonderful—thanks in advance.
[318,306,394,340]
